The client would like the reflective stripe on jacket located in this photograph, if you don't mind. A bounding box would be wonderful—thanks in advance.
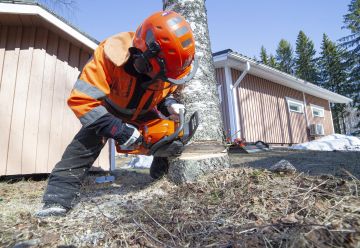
[67,32,178,127]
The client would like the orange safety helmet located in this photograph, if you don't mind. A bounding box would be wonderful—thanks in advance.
[133,11,198,85]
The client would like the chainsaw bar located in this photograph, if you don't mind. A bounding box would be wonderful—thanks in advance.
[181,111,199,145]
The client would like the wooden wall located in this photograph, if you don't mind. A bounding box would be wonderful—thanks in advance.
[0,25,109,175]
[215,68,231,138]
[215,67,334,144]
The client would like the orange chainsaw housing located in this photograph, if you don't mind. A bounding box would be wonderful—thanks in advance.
[115,118,183,155]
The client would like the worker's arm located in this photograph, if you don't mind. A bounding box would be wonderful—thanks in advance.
[67,44,141,147]
[68,43,113,127]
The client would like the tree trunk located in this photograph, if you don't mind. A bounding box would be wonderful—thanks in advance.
[331,104,341,133]
[163,0,230,184]
[341,111,347,134]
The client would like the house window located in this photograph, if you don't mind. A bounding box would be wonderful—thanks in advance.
[311,105,324,117]
[286,98,304,114]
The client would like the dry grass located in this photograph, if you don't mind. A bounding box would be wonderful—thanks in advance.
[1,167,359,247]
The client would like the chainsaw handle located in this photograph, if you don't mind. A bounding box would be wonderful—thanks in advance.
[148,108,185,155]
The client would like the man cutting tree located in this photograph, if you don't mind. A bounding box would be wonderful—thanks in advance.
[36,10,197,217]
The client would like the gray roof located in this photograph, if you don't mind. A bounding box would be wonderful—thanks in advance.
[0,0,99,44]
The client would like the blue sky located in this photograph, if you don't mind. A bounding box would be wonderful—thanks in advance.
[66,0,351,59]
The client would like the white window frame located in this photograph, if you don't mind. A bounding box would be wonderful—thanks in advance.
[310,104,325,118]
[286,97,304,114]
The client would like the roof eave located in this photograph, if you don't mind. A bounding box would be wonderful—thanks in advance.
[0,2,98,50]
[213,52,352,104]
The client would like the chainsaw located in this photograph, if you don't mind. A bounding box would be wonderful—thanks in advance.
[115,108,199,157]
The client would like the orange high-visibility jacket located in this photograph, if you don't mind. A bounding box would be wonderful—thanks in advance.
[68,32,178,127]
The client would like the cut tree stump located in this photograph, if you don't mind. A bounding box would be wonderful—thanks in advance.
[168,145,230,184]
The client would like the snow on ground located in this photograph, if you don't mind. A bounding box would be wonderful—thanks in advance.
[291,134,360,151]
[122,155,153,168]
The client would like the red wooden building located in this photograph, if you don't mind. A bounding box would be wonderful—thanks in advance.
[214,49,352,145]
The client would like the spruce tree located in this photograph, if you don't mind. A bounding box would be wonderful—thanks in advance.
[260,46,278,69]
[260,46,269,65]
[276,39,294,74]
[341,0,360,128]
[268,54,278,68]
[319,34,349,133]
[295,31,319,84]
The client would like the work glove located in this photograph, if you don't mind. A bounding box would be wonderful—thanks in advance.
[116,123,143,149]
[167,103,185,121]
[86,113,143,149]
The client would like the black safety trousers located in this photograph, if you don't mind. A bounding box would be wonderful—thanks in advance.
[42,109,161,209]
[42,127,106,209]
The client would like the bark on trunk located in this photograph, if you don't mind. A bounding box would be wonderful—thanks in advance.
[163,0,223,142]
[163,0,230,184]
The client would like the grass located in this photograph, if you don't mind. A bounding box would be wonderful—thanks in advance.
[0,167,359,247]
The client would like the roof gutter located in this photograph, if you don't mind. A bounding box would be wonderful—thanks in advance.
[224,59,251,141]
[230,61,250,139]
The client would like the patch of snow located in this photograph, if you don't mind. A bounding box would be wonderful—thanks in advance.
[291,134,360,151]
[123,155,153,169]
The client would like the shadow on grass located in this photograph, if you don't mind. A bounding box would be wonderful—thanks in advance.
[80,168,155,199]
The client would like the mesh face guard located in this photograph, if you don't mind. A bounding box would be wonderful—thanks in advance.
[132,42,161,75]
[131,41,199,90]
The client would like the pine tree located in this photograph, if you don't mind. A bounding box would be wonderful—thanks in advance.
[260,46,268,65]
[341,0,360,128]
[319,34,349,133]
[294,31,319,83]
[276,39,294,74]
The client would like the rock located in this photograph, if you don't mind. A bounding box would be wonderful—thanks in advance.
[168,152,230,184]
[269,159,297,174]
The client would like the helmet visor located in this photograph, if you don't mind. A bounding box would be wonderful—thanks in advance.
[141,55,199,90]
[165,55,199,85]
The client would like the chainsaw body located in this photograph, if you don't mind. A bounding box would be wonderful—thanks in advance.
[116,109,199,157]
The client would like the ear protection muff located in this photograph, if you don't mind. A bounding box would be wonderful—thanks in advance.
[133,54,153,74]
[131,42,161,74]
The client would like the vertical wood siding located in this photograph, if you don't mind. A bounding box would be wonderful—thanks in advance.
[0,25,109,175]
[305,94,334,136]
[7,26,35,175]
[215,68,231,139]
[23,27,48,174]
[226,68,316,144]
[0,26,22,175]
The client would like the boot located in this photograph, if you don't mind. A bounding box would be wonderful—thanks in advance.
[150,157,169,179]
[35,203,69,217]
